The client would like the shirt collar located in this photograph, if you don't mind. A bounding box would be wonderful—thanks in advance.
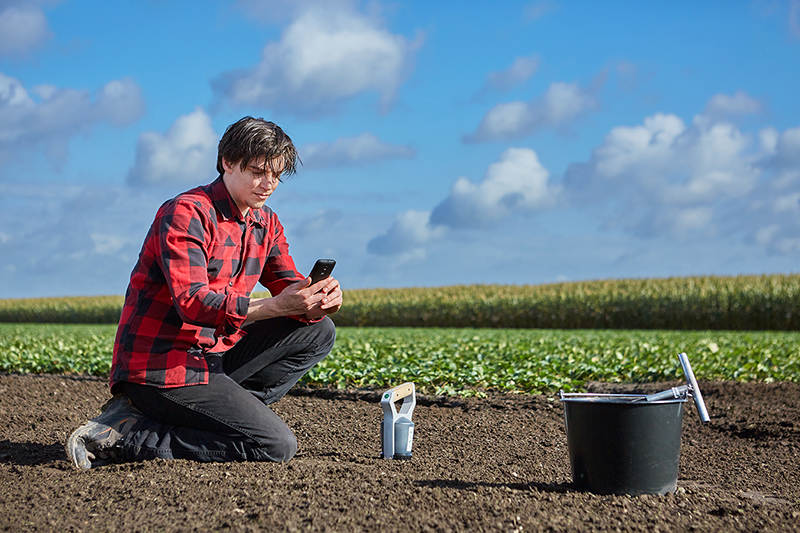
[209,176,265,227]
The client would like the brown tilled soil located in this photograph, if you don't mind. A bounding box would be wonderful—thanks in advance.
[0,374,798,532]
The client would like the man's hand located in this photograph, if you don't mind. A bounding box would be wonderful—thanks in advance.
[304,276,343,320]
[245,276,343,325]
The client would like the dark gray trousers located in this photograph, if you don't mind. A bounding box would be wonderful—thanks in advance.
[119,316,335,463]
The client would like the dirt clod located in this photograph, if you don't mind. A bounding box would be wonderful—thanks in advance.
[0,375,798,531]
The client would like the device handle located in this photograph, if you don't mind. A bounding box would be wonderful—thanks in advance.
[381,382,414,404]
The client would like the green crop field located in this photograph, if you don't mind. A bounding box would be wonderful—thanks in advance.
[1,274,798,330]
[1,323,798,395]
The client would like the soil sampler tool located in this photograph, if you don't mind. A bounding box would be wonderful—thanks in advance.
[559,352,710,494]
[380,382,415,460]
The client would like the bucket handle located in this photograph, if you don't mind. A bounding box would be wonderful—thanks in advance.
[679,352,710,423]
[643,385,688,402]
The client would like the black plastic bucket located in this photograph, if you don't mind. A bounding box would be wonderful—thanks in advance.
[561,393,686,495]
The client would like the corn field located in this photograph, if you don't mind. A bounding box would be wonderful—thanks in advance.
[1,274,798,330]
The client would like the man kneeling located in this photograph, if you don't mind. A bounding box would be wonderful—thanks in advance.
[66,117,342,469]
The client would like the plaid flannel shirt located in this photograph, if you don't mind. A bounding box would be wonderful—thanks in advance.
[110,177,308,390]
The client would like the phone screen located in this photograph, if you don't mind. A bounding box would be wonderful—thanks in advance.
[309,259,336,284]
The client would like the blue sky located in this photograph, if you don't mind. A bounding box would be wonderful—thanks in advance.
[1,0,799,298]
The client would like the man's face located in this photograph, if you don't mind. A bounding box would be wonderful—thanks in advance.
[222,157,284,215]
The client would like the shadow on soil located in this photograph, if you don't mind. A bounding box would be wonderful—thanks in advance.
[0,440,65,466]
[710,422,797,441]
[415,478,573,494]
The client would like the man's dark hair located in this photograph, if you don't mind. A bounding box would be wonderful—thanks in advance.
[216,116,299,177]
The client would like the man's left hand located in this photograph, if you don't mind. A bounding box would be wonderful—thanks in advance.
[305,276,342,320]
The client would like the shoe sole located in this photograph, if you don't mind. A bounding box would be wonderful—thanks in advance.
[65,421,101,471]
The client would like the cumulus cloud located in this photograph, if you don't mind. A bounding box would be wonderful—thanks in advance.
[749,126,800,254]
[0,181,168,297]
[464,81,598,142]
[571,112,759,205]
[294,208,344,238]
[366,209,444,258]
[372,91,800,261]
[0,4,50,56]
[127,108,218,186]
[0,73,144,168]
[95,79,147,126]
[368,148,558,256]
[213,3,421,116]
[562,91,800,250]
[301,133,414,169]
[704,91,762,118]
[479,54,539,94]
[770,126,800,173]
[430,148,558,228]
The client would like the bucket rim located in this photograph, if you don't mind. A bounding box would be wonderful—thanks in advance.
[559,392,687,404]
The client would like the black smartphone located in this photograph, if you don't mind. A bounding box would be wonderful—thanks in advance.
[309,259,336,285]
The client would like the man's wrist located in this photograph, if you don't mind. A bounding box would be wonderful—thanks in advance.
[247,296,283,322]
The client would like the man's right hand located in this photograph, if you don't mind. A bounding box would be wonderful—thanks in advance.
[272,277,331,316]
[244,277,330,324]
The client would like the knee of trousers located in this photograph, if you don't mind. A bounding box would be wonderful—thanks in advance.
[272,431,297,462]
[313,316,336,352]
[247,425,298,462]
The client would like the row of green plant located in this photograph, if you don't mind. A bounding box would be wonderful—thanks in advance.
[1,274,798,330]
[2,323,797,395]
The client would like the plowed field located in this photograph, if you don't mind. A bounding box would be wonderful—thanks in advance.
[1,375,798,531]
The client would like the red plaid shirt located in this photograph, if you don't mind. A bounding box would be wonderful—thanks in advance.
[110,177,307,390]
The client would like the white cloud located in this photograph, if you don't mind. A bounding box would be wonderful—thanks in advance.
[760,126,800,188]
[0,73,144,168]
[301,133,414,169]
[214,3,421,116]
[95,79,147,126]
[0,182,167,297]
[672,206,713,234]
[704,91,762,118]
[430,147,558,228]
[773,126,800,169]
[562,93,800,251]
[464,82,598,142]
[127,108,218,185]
[367,209,444,258]
[294,208,343,238]
[580,112,758,206]
[481,54,539,93]
[369,148,559,256]
[774,192,800,212]
[751,127,800,254]
[0,4,50,56]
[759,127,779,154]
[90,232,126,255]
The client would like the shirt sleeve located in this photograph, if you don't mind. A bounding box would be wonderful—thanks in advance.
[154,200,249,335]
[259,212,321,323]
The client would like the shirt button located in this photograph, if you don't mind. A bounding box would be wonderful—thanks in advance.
[229,281,234,286]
